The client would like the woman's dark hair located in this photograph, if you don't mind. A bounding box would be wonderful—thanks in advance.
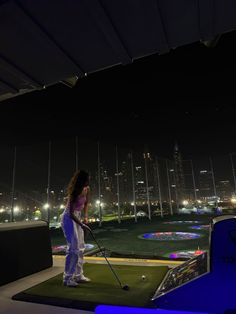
[66,170,89,204]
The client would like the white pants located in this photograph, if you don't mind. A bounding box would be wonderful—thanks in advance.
[61,211,85,282]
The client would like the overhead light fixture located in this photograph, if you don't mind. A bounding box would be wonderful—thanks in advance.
[60,76,79,88]
[200,34,222,48]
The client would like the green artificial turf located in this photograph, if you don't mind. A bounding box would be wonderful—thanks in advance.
[51,214,212,258]
[12,263,169,311]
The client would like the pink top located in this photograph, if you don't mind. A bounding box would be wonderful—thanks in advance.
[73,195,87,212]
[65,195,87,213]
[65,186,89,213]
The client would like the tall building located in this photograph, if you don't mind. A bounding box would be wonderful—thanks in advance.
[101,168,114,204]
[93,164,115,205]
[199,170,214,199]
[135,165,146,201]
[216,180,232,201]
[173,142,185,202]
[119,160,131,203]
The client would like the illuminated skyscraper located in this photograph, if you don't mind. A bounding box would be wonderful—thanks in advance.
[199,170,214,199]
[119,160,130,203]
[173,142,186,202]
[216,180,232,201]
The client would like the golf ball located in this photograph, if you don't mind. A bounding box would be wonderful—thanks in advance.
[142,275,146,280]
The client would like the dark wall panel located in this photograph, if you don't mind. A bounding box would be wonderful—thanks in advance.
[0,221,52,286]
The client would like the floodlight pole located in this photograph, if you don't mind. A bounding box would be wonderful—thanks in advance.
[144,153,151,220]
[190,160,197,201]
[10,146,17,222]
[155,156,163,217]
[97,142,102,227]
[209,157,217,197]
[115,145,121,223]
[47,141,51,223]
[130,151,137,222]
[166,159,173,215]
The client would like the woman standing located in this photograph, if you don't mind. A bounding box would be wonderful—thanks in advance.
[61,170,91,287]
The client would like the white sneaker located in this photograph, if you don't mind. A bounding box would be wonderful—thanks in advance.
[75,275,91,283]
[63,279,79,287]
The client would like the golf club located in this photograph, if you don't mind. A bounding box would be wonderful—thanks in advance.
[87,227,129,291]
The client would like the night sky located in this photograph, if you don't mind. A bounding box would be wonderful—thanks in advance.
[1,30,236,160]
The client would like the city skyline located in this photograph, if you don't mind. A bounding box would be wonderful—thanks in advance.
[0,142,235,200]
[1,139,236,224]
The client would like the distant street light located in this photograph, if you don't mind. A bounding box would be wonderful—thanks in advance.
[13,206,20,214]
[231,198,236,204]
[43,203,50,210]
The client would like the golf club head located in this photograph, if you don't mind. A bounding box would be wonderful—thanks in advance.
[122,285,129,291]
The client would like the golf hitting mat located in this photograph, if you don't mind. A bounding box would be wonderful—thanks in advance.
[12,263,169,311]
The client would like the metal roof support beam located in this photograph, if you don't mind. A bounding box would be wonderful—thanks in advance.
[155,0,170,53]
[0,53,44,89]
[198,0,215,40]
[0,79,19,93]
[83,0,132,65]
[15,0,86,78]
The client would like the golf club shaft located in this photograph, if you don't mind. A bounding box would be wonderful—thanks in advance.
[89,230,123,288]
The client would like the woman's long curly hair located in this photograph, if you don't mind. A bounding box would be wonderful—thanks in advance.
[66,170,89,205]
